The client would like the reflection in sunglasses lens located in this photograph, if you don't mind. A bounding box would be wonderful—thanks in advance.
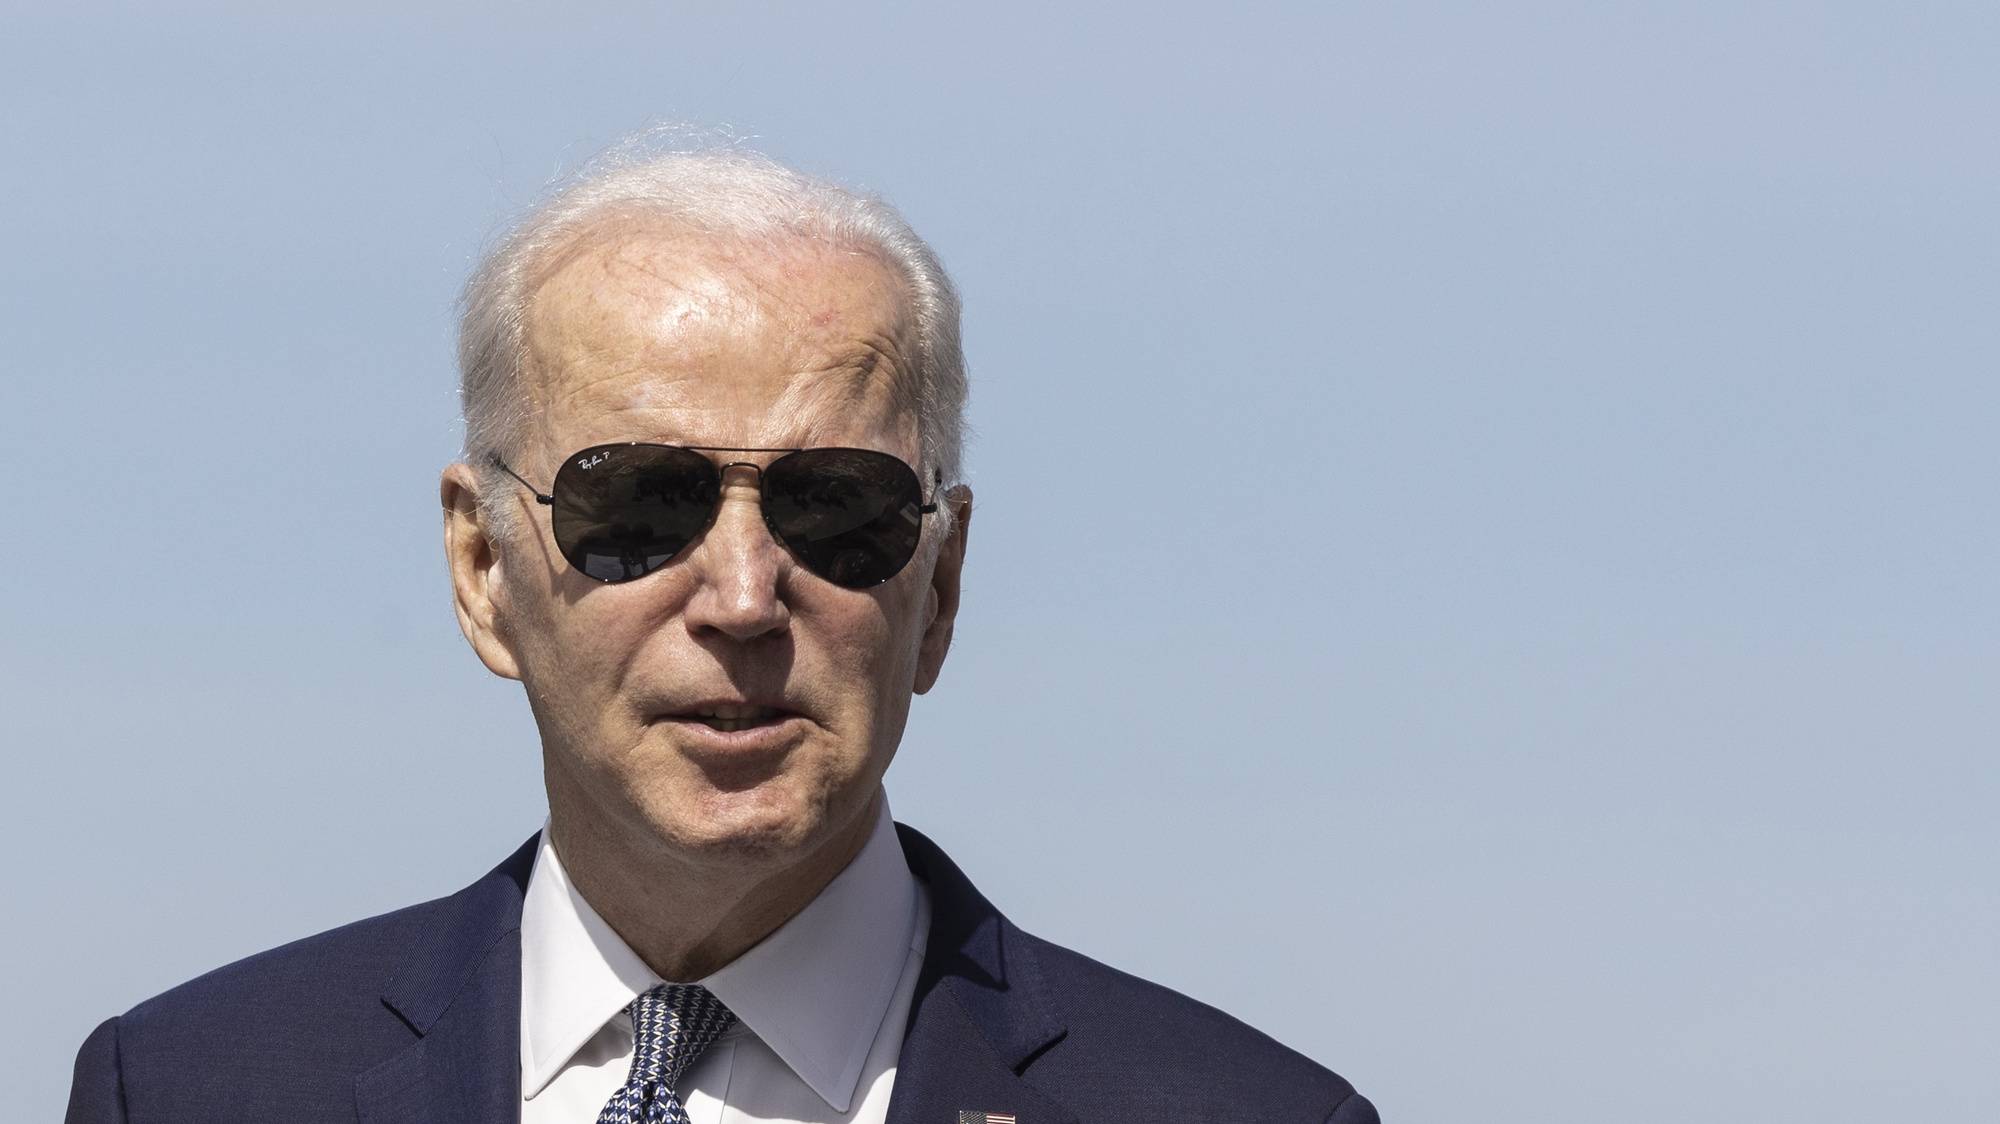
[553,448,716,582]
[766,450,922,588]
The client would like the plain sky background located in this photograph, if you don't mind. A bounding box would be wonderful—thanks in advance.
[5,2,1996,1120]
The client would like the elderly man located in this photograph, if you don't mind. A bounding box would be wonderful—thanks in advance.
[66,142,1376,1124]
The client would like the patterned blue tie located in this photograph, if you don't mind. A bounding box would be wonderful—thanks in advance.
[595,983,736,1124]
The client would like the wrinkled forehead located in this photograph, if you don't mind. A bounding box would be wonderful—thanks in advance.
[518,218,919,455]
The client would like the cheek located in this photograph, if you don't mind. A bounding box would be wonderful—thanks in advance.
[506,584,661,728]
[821,591,927,716]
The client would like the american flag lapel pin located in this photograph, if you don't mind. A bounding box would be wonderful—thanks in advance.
[958,1113,1016,1124]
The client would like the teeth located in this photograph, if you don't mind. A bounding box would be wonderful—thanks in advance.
[700,717,764,732]
[685,704,780,731]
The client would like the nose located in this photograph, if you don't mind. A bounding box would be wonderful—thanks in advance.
[681,467,792,641]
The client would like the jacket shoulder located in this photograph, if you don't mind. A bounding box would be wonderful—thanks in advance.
[1021,931,1370,1121]
[109,890,455,1088]
[73,834,538,1120]
[121,889,451,1029]
[893,821,1372,1121]
[113,832,536,1042]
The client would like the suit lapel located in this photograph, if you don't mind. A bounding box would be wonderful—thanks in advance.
[357,834,537,1124]
[887,825,1077,1124]
[349,825,1076,1124]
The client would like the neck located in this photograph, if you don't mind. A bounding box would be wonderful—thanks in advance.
[547,787,882,983]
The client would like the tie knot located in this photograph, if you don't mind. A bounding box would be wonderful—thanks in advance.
[627,983,735,1090]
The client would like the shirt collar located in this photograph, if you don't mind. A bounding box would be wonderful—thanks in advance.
[519,791,920,1113]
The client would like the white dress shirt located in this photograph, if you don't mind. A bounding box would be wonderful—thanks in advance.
[519,791,930,1123]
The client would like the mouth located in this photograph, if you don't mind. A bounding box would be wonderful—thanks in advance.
[652,698,810,743]
[647,699,809,787]
[672,703,792,733]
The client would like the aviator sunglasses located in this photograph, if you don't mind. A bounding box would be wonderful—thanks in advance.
[492,443,939,588]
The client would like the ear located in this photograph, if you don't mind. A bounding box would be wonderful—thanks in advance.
[913,485,972,695]
[441,462,524,681]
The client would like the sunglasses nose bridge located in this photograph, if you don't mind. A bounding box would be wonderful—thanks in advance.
[702,459,788,558]
[712,461,774,531]
[680,462,795,638]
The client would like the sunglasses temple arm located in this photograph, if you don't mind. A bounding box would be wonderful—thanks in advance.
[488,455,554,505]
[919,468,942,514]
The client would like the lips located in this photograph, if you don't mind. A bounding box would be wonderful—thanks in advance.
[656,699,802,733]
[652,699,808,771]
[678,703,785,732]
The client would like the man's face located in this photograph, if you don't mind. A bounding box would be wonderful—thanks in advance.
[452,222,968,871]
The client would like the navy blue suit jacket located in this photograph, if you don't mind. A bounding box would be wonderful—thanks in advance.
[67,823,1376,1122]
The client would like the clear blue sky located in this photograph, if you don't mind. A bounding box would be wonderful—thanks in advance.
[5,3,1996,1119]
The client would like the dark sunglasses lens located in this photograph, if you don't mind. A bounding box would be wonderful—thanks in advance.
[763,449,925,588]
[549,446,718,582]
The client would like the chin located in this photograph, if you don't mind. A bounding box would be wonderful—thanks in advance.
[649,786,829,861]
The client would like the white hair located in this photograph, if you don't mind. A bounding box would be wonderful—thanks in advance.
[457,129,968,538]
